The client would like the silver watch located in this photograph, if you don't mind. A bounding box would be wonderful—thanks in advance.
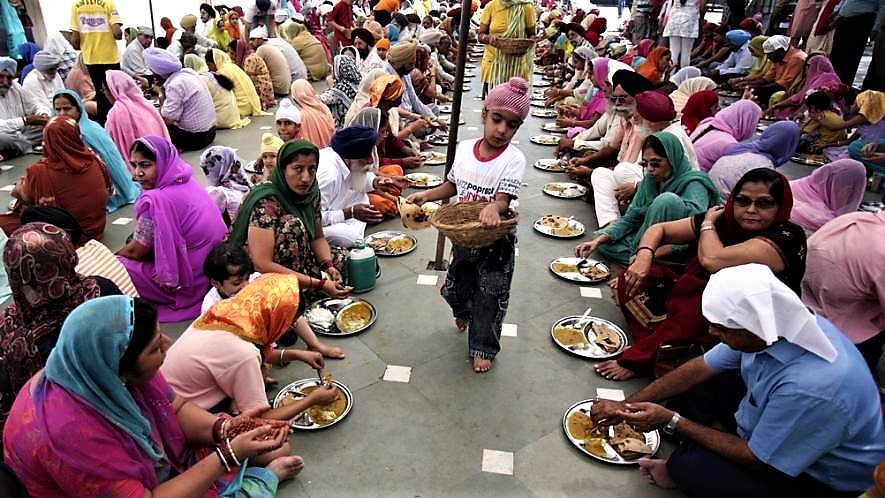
[663,411,681,435]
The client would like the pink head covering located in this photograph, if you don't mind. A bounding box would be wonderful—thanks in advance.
[774,56,844,118]
[789,159,867,232]
[485,77,531,120]
[104,70,171,165]
[290,79,335,148]
[691,99,763,171]
[578,58,611,120]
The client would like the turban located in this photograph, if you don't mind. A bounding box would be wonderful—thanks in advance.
[612,69,653,96]
[419,29,443,46]
[144,47,183,77]
[260,133,285,155]
[363,20,385,41]
[200,3,216,17]
[331,125,379,159]
[376,38,390,50]
[388,41,418,66]
[485,77,531,121]
[250,26,269,39]
[292,12,306,23]
[635,90,676,122]
[739,18,761,32]
[232,6,244,16]
[0,56,16,75]
[369,74,404,106]
[351,27,376,46]
[181,14,197,29]
[256,0,272,10]
[763,35,790,53]
[275,10,290,22]
[137,26,154,37]
[725,29,751,46]
[394,13,409,26]
[33,51,61,72]
[275,98,302,123]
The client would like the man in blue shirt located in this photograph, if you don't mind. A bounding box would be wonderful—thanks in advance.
[591,264,885,498]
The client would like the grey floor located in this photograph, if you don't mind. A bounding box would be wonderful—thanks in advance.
[2,11,876,496]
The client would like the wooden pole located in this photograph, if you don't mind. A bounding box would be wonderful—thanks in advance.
[430,0,473,270]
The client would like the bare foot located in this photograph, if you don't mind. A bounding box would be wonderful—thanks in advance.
[267,455,305,481]
[638,458,676,488]
[455,318,468,333]
[594,360,636,381]
[312,343,346,359]
[472,357,492,373]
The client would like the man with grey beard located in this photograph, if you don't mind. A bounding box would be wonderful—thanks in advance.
[0,57,49,161]
[317,125,409,248]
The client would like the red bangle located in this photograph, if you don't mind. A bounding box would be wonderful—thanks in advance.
[636,246,655,257]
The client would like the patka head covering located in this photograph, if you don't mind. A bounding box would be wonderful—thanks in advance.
[419,29,443,46]
[612,69,654,96]
[388,41,418,66]
[485,77,531,121]
[725,29,751,46]
[181,14,198,29]
[635,90,676,122]
[762,35,790,54]
[702,264,838,362]
[260,133,285,155]
[137,26,154,37]
[0,56,16,75]
[249,25,269,39]
[331,125,379,159]
[33,51,61,72]
[143,47,182,78]
[275,98,302,123]
[351,27,376,46]
[376,38,391,50]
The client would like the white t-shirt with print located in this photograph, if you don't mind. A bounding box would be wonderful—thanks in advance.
[446,138,526,204]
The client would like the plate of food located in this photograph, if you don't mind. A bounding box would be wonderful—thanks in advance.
[534,158,568,172]
[716,89,741,98]
[466,63,477,69]
[543,182,587,199]
[533,215,585,238]
[406,172,444,188]
[427,133,449,146]
[792,153,828,166]
[542,75,554,81]
[273,376,353,430]
[462,85,472,92]
[533,80,552,88]
[365,230,418,256]
[438,103,452,114]
[542,122,569,133]
[530,134,560,146]
[562,399,660,464]
[531,108,558,118]
[860,200,884,213]
[549,257,610,283]
[534,67,545,74]
[420,150,447,165]
[306,298,376,336]
[531,99,547,108]
[551,315,627,358]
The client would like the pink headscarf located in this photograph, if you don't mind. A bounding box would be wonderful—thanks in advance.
[290,79,335,148]
[578,58,610,120]
[790,159,867,232]
[773,56,844,119]
[691,100,763,171]
[104,70,170,165]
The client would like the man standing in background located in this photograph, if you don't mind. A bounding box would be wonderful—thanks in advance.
[69,0,122,126]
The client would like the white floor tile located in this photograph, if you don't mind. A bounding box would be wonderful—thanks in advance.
[501,323,518,337]
[416,274,439,286]
[580,287,602,298]
[112,217,133,225]
[481,449,514,475]
[0,184,14,192]
[382,365,412,383]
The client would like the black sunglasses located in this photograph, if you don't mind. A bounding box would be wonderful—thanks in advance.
[733,195,778,210]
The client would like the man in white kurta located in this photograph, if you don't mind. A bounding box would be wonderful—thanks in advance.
[21,52,64,113]
[0,57,49,159]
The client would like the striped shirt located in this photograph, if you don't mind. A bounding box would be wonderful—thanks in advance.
[161,68,216,133]
[76,240,139,297]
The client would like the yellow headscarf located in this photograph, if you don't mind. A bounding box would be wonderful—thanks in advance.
[747,36,771,78]
[211,48,267,117]
[194,274,301,356]
[856,90,884,125]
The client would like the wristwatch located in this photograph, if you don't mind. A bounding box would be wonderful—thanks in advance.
[663,411,681,435]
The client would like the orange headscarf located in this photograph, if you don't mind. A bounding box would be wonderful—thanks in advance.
[368,74,405,107]
[376,38,390,50]
[636,47,670,84]
[194,274,301,356]
[40,117,104,173]
[290,79,335,148]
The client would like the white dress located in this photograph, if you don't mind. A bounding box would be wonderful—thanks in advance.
[662,0,701,38]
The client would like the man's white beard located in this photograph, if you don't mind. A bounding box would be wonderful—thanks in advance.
[349,167,368,191]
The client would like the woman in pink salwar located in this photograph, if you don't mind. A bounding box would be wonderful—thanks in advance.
[104,70,170,165]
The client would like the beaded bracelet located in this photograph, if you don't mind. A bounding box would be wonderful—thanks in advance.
[215,446,231,473]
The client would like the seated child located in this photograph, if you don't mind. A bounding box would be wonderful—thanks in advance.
[244,133,284,185]
[799,91,848,154]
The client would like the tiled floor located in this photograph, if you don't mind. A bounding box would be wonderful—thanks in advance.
[2,11,877,496]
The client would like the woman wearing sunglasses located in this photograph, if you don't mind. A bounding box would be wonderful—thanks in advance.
[594,167,807,381]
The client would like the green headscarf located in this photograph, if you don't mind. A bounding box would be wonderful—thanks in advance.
[229,139,320,245]
[619,131,720,220]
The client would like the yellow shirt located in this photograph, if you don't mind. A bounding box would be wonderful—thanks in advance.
[479,0,536,83]
[70,0,122,65]
[802,110,848,146]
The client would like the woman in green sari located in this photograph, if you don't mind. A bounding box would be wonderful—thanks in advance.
[229,140,349,299]
[575,132,720,265]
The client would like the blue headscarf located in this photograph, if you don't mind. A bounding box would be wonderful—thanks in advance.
[725,29,751,47]
[723,120,800,166]
[17,42,40,81]
[44,296,165,462]
[51,89,141,212]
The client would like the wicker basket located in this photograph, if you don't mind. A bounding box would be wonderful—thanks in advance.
[430,202,519,248]
[493,37,535,56]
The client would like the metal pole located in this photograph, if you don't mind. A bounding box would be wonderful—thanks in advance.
[148,0,156,40]
[430,0,473,270]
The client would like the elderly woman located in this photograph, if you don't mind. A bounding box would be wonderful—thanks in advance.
[228,140,349,299]
[0,222,117,431]
[478,0,536,91]
[162,274,340,416]
[544,46,595,108]
[691,99,764,171]
[200,146,251,226]
[789,159,867,234]
[593,167,806,380]
[320,55,362,128]
[3,295,304,497]
[575,132,720,266]
[184,54,250,130]
[51,89,141,212]
[0,118,111,239]
[709,121,801,199]
[207,48,267,117]
[290,79,334,147]
[285,22,330,80]
[117,136,227,322]
[104,70,171,165]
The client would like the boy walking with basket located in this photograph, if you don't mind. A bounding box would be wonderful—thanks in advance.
[407,77,530,373]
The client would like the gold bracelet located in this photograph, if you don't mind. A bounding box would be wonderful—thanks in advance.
[700,224,715,232]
